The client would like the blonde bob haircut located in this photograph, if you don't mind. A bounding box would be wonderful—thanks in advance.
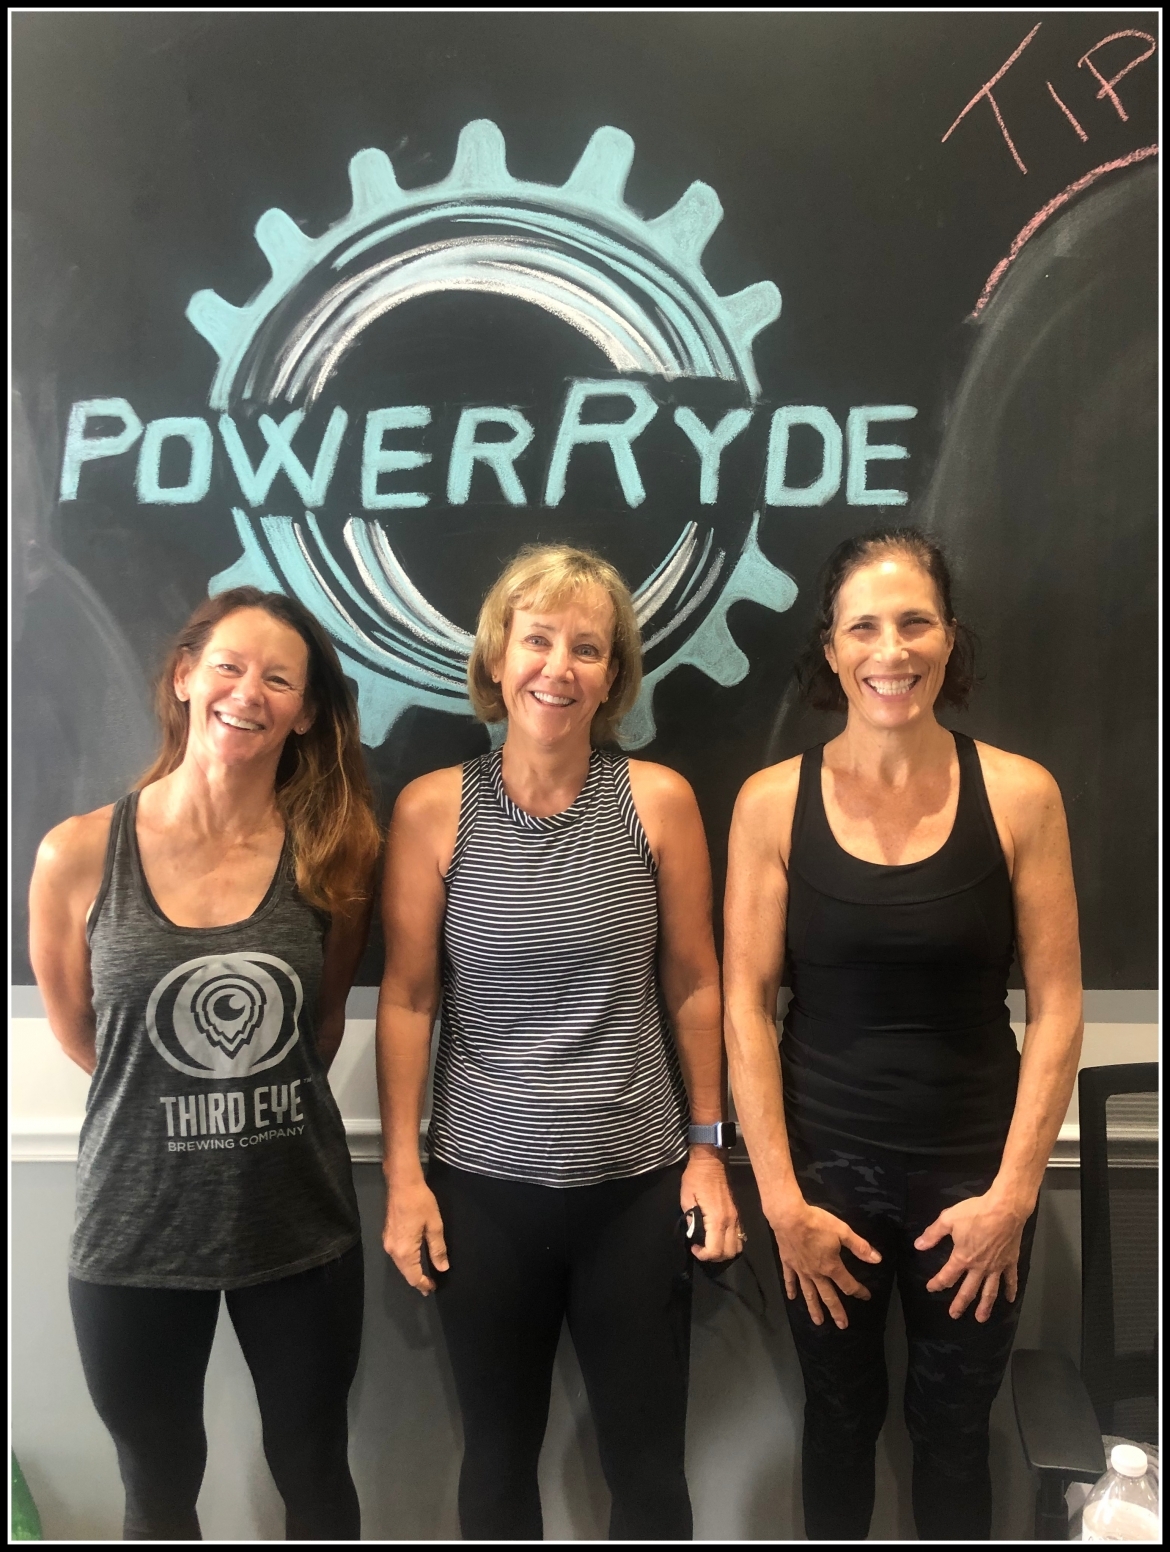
[468,545,643,745]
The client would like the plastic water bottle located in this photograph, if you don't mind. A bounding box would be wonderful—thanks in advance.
[1082,1445,1160,1541]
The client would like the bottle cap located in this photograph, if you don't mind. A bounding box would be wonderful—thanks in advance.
[1110,1444,1148,1477]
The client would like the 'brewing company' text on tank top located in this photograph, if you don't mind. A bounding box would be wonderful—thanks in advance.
[429,748,689,1188]
[783,731,1020,1156]
[73,793,360,1289]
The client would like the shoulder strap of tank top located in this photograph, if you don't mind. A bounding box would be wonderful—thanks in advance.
[85,793,135,943]
[608,753,656,875]
[951,730,1005,858]
[444,756,487,883]
[273,826,324,928]
[789,744,827,860]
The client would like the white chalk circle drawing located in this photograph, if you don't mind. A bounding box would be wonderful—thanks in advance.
[146,952,303,1079]
[192,119,797,748]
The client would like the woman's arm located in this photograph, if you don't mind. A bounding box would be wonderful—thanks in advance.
[918,751,1083,1320]
[375,768,461,1295]
[28,809,114,1077]
[724,764,880,1328]
[993,760,1084,1205]
[315,881,377,1070]
[629,761,740,1262]
[723,768,798,1200]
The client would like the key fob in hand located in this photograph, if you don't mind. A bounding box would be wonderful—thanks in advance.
[420,1238,439,1281]
[685,1205,706,1248]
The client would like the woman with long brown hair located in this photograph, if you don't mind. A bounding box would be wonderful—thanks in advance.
[29,586,380,1541]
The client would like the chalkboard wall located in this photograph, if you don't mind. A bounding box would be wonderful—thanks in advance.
[12,12,1158,986]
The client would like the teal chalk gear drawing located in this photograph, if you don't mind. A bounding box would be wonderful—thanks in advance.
[191,120,796,746]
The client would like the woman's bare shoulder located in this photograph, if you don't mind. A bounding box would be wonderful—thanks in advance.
[735,753,804,817]
[726,756,804,871]
[391,764,465,829]
[973,741,1068,860]
[36,807,116,869]
[973,741,1062,807]
[625,757,697,813]
[36,803,116,875]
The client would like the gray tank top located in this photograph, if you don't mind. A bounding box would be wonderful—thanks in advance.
[71,792,360,1289]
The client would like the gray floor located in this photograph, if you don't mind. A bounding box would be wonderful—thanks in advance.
[12,1161,1083,1540]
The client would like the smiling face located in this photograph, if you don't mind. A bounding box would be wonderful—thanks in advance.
[174,607,314,770]
[493,586,619,749]
[824,554,955,730]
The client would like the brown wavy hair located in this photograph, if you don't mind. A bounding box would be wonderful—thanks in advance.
[137,587,381,915]
[467,545,643,745]
[794,525,977,713]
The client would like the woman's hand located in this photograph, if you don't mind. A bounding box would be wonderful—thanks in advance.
[680,1148,742,1261]
[769,1197,881,1329]
[916,1188,1028,1321]
[383,1175,449,1296]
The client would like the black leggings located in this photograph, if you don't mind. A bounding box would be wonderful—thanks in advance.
[68,1242,364,1541]
[783,1134,1037,1540]
[428,1158,693,1541]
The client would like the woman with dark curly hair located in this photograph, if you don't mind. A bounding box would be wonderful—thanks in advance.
[723,527,1083,1540]
[29,587,381,1540]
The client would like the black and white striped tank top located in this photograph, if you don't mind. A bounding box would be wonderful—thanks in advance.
[427,748,689,1188]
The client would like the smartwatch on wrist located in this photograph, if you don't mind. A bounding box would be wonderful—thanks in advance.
[688,1121,737,1148]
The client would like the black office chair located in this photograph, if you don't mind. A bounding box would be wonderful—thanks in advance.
[1012,1062,1159,1538]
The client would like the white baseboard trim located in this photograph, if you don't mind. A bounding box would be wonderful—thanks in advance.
[8,1117,392,1165]
[13,1118,1098,1167]
[10,985,1162,1022]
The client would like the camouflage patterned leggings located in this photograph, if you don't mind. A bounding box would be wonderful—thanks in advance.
[783,1133,1037,1540]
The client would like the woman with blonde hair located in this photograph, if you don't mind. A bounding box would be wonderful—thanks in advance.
[29,585,381,1540]
[377,544,741,1540]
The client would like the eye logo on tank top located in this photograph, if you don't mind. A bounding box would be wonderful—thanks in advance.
[146,953,303,1079]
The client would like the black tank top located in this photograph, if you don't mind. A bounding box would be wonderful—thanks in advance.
[782,731,1019,1156]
